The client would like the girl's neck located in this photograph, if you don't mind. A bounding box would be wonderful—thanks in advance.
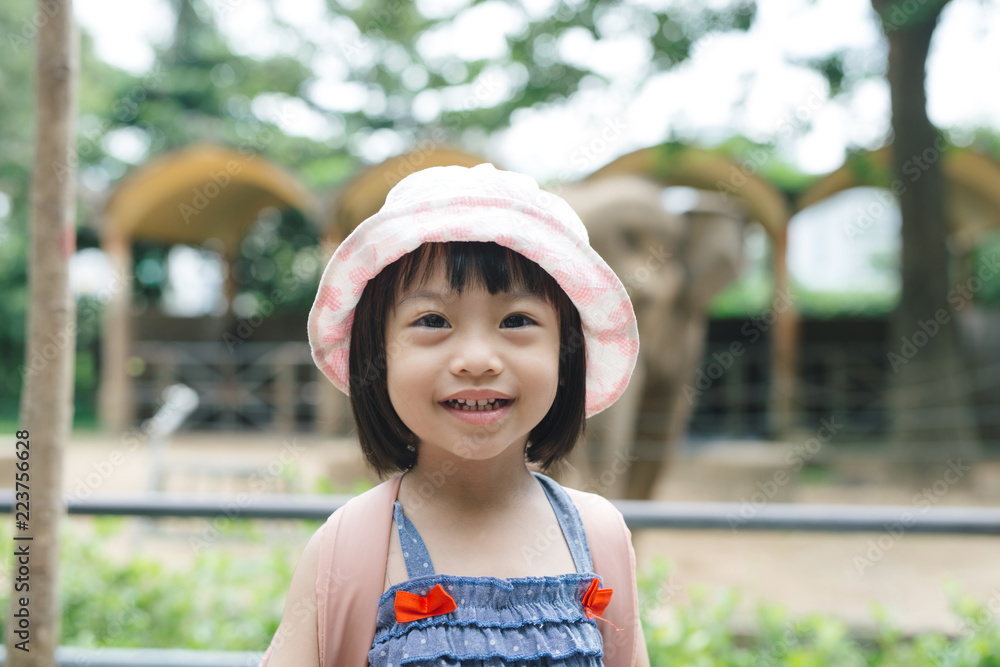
[400,444,539,516]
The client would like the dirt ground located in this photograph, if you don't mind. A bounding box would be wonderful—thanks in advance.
[60,431,1000,636]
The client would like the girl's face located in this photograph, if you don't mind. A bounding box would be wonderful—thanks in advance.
[385,265,561,463]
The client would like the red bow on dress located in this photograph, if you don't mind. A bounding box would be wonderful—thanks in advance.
[394,584,458,623]
[581,577,618,629]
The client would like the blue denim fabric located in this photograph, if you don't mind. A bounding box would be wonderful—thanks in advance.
[369,473,605,667]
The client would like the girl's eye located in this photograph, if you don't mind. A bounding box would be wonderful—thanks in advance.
[501,314,535,328]
[415,314,448,328]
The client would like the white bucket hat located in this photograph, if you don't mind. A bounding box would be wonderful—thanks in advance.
[308,163,638,417]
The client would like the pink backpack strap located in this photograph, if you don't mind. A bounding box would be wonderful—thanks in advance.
[564,487,639,667]
[317,475,403,667]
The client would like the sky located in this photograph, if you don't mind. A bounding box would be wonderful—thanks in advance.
[67,0,1000,311]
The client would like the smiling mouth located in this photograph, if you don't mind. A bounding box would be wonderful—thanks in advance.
[442,398,512,412]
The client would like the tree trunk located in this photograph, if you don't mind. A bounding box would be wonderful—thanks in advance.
[871,0,979,481]
[6,1,78,665]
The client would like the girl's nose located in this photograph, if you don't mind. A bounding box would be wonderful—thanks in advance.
[449,331,503,377]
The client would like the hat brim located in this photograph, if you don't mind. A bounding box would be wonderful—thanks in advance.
[309,186,638,418]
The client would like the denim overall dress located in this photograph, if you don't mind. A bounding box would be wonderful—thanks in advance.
[368,472,605,666]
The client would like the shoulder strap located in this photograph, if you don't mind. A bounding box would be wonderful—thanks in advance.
[317,475,402,667]
[563,486,639,667]
[310,476,636,667]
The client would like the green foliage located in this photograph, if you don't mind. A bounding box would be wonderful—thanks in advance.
[968,230,1000,308]
[791,286,899,317]
[312,475,375,495]
[233,207,323,316]
[638,557,1000,667]
[710,274,899,318]
[0,519,297,649]
[709,270,775,318]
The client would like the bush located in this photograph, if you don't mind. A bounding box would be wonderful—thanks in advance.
[1,518,301,650]
[638,558,1000,666]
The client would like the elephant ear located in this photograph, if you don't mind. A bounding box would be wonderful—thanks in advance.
[683,192,746,311]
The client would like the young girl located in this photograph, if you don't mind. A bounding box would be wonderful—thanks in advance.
[262,163,648,667]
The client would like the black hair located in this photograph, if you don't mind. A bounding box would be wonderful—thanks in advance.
[348,241,586,477]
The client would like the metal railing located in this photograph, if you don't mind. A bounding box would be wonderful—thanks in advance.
[2,491,999,534]
[0,646,262,667]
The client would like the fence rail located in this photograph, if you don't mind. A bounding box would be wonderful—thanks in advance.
[0,646,261,667]
[2,491,998,534]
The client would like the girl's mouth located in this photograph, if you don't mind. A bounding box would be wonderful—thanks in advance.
[441,398,512,412]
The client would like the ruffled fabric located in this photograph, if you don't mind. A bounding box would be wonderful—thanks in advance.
[369,574,603,666]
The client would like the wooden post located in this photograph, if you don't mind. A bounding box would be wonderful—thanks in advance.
[7,2,78,665]
[274,345,296,432]
[97,232,134,432]
[768,224,799,438]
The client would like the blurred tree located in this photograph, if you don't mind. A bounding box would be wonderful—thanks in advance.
[870,0,981,474]
[6,0,78,663]
[312,0,757,147]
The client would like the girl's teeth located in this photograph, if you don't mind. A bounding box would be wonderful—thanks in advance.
[446,398,505,411]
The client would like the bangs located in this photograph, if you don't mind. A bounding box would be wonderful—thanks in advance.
[389,242,565,306]
[348,240,586,477]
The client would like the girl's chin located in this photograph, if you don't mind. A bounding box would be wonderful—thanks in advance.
[411,439,529,464]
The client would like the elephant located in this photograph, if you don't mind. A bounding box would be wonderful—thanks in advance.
[554,175,746,499]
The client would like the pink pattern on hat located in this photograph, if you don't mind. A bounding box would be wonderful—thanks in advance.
[307,162,639,417]
[323,310,355,343]
[551,267,600,307]
[492,233,518,250]
[329,348,350,388]
[348,265,377,295]
[315,285,343,313]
